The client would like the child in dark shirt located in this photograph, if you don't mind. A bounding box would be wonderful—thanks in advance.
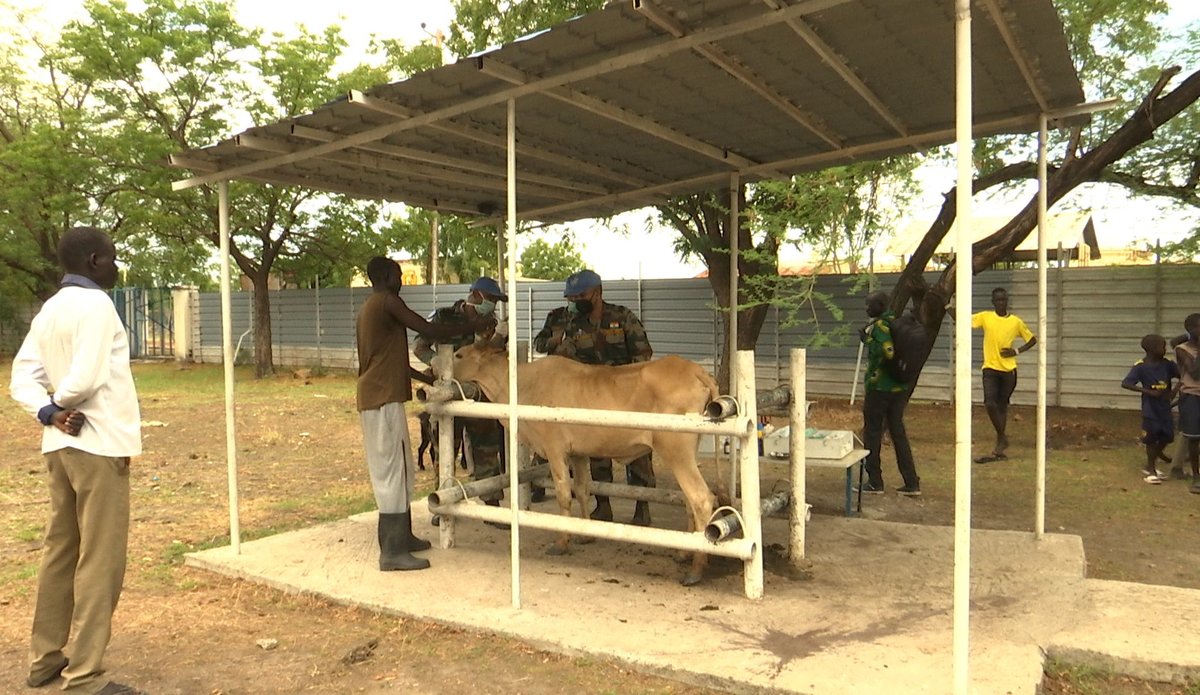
[1122,334,1180,483]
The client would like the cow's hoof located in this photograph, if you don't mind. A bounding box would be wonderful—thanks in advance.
[546,545,569,556]
[680,573,704,587]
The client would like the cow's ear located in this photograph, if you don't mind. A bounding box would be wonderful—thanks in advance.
[486,334,506,353]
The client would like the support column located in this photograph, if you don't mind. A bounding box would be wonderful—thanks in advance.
[788,348,808,565]
[1035,115,1049,539]
[952,0,975,691]
[218,181,241,554]
[736,350,763,599]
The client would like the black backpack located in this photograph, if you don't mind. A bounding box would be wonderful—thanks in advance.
[884,311,930,385]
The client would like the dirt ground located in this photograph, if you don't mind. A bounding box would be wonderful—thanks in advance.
[1,361,1196,694]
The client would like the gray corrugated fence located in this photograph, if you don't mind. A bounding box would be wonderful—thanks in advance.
[188,264,1200,410]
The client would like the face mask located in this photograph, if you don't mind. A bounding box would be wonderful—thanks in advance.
[473,298,496,317]
[569,299,593,315]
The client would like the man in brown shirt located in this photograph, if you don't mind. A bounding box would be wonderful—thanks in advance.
[357,257,492,571]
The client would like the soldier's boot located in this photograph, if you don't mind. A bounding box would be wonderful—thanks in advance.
[590,459,615,521]
[631,501,652,527]
[627,457,655,526]
[378,513,430,571]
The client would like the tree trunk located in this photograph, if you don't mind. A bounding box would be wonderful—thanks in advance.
[893,67,1200,379]
[251,272,275,378]
[660,185,779,393]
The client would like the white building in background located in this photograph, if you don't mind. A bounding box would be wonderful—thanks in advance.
[879,211,1111,272]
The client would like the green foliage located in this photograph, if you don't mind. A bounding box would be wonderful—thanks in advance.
[379,207,501,284]
[754,157,919,275]
[446,0,604,56]
[519,237,584,280]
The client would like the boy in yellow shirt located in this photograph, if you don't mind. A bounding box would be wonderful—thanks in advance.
[972,287,1036,463]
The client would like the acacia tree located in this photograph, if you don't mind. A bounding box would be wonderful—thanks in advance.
[0,18,125,301]
[55,0,391,377]
[889,3,1200,382]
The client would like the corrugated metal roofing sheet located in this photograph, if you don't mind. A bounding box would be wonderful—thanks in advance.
[885,211,1100,257]
[170,0,1084,225]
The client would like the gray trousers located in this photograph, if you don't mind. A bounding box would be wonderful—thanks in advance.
[360,402,416,513]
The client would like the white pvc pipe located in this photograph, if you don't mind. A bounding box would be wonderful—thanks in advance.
[427,502,757,560]
[789,348,807,565]
[1036,115,1048,539]
[506,97,522,609]
[531,477,687,505]
[217,181,241,554]
[425,400,753,438]
[736,350,764,599]
[952,0,974,692]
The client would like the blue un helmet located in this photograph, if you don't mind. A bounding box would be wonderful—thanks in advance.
[469,276,508,301]
[563,269,602,297]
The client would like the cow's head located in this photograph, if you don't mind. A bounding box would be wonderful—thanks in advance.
[445,336,508,402]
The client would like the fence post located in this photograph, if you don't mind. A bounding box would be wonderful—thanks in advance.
[172,286,196,361]
[1055,244,1065,407]
[315,276,323,369]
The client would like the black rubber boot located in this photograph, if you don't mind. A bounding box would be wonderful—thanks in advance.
[378,513,430,571]
[484,498,510,529]
[590,459,614,521]
[631,501,651,527]
[403,510,432,551]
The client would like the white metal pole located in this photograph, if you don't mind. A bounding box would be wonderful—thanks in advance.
[431,211,439,305]
[849,342,863,405]
[436,343,457,549]
[952,0,974,692]
[728,173,741,502]
[736,350,763,599]
[789,348,807,565]
[506,97,522,610]
[217,181,241,554]
[1036,115,1049,539]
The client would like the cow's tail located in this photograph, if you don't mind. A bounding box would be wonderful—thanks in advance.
[697,368,719,401]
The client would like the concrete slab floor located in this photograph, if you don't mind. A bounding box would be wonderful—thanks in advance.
[186,499,1200,694]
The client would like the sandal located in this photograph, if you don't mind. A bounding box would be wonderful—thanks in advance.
[973,453,1007,464]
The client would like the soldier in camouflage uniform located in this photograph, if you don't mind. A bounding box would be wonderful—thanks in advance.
[532,269,656,526]
[414,277,507,520]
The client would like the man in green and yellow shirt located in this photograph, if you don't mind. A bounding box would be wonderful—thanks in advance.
[858,291,920,495]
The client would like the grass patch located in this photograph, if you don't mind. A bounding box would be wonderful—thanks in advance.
[13,523,43,543]
[1043,657,1200,695]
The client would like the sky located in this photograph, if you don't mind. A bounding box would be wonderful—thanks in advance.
[6,0,1199,279]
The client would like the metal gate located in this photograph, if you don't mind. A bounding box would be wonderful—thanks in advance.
[111,287,174,358]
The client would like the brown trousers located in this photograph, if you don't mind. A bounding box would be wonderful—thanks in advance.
[29,448,130,693]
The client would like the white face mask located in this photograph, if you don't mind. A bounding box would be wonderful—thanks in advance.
[473,298,496,317]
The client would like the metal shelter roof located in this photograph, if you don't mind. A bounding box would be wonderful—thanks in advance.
[170,0,1084,225]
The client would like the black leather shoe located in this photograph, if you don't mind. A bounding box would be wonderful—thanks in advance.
[94,683,149,695]
[26,660,67,688]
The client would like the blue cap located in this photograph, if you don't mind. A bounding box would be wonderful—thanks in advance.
[469,276,507,301]
[563,269,601,297]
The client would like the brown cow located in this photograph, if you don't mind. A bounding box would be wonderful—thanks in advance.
[444,341,720,585]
